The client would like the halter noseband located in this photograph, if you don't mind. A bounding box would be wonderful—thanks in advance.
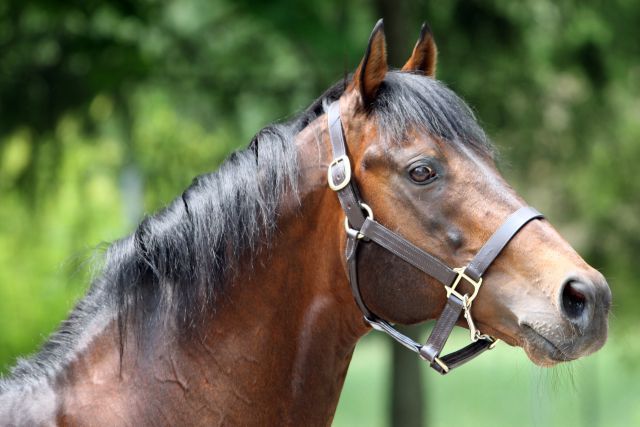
[327,101,543,375]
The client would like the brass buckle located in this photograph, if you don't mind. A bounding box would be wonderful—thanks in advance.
[432,357,450,374]
[327,155,351,191]
[445,266,483,307]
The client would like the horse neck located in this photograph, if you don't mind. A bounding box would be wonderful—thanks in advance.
[173,117,369,424]
[58,116,369,426]
[189,216,366,424]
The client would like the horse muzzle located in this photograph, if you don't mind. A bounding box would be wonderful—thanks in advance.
[519,271,611,366]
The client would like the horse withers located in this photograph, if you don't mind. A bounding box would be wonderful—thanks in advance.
[0,20,610,426]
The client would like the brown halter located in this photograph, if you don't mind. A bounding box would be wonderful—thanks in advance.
[326,101,544,375]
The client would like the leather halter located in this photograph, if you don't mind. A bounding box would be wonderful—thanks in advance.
[326,101,544,375]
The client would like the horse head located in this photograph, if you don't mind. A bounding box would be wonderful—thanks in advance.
[328,20,611,367]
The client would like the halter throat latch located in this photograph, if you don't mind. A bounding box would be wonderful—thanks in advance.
[326,101,543,375]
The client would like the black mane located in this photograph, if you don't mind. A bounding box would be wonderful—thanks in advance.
[1,71,492,390]
[374,72,492,155]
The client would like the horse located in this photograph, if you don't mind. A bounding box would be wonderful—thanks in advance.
[0,20,611,426]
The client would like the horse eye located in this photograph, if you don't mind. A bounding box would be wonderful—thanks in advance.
[409,165,437,184]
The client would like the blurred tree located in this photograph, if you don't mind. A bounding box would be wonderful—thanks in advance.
[374,1,426,426]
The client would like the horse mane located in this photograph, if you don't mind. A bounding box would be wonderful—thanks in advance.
[373,72,493,156]
[0,71,492,390]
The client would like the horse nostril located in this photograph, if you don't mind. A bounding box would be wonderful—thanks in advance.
[561,280,592,321]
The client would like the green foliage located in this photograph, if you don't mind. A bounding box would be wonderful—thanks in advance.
[0,0,639,423]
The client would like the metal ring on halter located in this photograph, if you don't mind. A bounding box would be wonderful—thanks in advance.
[344,203,373,239]
[445,266,483,306]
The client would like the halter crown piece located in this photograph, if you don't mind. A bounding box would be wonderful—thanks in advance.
[326,102,544,374]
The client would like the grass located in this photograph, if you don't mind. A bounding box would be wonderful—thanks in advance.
[334,328,640,427]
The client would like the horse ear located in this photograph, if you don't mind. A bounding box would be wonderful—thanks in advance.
[402,22,438,77]
[353,19,388,106]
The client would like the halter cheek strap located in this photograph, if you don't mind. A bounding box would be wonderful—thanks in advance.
[327,101,544,375]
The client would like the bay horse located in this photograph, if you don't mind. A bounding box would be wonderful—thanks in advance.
[0,20,610,426]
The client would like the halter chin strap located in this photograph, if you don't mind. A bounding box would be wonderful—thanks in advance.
[327,101,544,375]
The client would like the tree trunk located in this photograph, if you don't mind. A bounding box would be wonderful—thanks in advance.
[374,1,426,426]
[390,325,426,427]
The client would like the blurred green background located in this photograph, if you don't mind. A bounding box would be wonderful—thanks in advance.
[0,0,638,426]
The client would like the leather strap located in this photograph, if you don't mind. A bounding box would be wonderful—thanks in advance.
[360,207,543,289]
[346,234,374,319]
[328,102,367,229]
[360,219,457,286]
[417,294,491,375]
[419,295,465,364]
[439,338,493,370]
[465,206,543,281]
[326,101,543,375]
